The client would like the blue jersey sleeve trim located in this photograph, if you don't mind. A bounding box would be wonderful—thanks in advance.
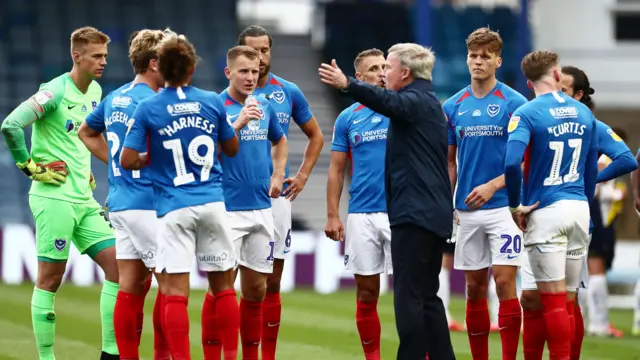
[505,140,527,208]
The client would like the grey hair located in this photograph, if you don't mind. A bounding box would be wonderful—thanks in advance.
[387,43,436,81]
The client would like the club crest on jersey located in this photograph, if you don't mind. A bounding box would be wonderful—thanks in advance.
[507,116,520,133]
[270,90,286,104]
[54,239,66,251]
[487,104,500,117]
[92,101,98,110]
[350,131,362,147]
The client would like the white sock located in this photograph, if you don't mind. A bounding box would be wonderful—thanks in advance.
[438,268,451,322]
[633,279,640,331]
[489,275,499,325]
[587,274,609,332]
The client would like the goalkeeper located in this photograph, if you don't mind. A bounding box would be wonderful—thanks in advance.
[0,27,119,360]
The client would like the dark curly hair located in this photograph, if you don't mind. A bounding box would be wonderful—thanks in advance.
[561,66,595,110]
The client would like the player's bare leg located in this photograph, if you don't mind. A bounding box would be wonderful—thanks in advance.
[632,279,640,336]
[240,266,268,360]
[262,258,285,360]
[92,246,121,359]
[520,290,546,360]
[161,272,191,359]
[206,269,240,360]
[354,274,382,360]
[113,259,154,359]
[32,261,67,360]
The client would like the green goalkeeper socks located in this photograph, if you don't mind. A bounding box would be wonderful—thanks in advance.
[100,280,120,355]
[31,287,57,360]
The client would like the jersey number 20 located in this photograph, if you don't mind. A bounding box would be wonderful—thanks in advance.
[107,132,140,179]
[163,135,215,186]
[544,139,582,186]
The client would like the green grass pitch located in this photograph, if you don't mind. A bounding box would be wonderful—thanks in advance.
[0,284,639,359]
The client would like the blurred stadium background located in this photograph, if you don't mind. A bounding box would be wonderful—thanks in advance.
[1,0,640,358]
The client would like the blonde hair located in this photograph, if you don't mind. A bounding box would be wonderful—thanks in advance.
[129,29,166,74]
[387,43,435,81]
[227,45,259,65]
[353,48,384,71]
[70,27,110,53]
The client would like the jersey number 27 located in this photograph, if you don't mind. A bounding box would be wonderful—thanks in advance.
[163,135,215,187]
[544,139,582,186]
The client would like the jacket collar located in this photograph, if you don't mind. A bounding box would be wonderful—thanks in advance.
[398,78,433,93]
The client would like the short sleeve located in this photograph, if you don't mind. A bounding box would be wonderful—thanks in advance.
[331,110,350,153]
[85,96,108,133]
[507,110,532,146]
[123,102,149,153]
[267,104,284,142]
[288,84,313,125]
[507,93,528,115]
[213,95,235,143]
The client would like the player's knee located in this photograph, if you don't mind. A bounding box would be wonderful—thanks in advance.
[36,274,64,293]
[356,288,379,303]
[266,275,281,293]
[520,290,542,311]
[465,273,489,300]
[493,274,517,299]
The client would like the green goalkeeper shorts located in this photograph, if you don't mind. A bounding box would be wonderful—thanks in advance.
[29,195,115,262]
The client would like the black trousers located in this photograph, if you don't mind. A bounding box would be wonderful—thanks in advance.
[391,223,455,360]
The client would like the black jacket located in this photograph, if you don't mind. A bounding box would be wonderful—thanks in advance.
[343,78,453,239]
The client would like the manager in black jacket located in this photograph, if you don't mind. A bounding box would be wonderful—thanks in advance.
[319,43,455,360]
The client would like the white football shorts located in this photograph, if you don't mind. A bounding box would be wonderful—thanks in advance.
[454,207,522,271]
[344,212,392,276]
[110,210,159,268]
[155,202,236,274]
[228,208,275,274]
[519,200,590,290]
[271,196,292,260]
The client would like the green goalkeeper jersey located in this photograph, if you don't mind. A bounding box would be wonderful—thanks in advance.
[5,73,102,203]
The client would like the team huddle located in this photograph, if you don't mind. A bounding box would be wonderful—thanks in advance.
[0,23,638,360]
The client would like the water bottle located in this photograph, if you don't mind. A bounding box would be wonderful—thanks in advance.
[245,93,261,130]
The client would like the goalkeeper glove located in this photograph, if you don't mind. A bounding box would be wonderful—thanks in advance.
[17,158,68,186]
[90,171,96,191]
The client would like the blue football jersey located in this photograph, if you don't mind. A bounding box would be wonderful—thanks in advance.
[253,73,313,189]
[443,82,527,210]
[507,91,598,209]
[219,90,285,211]
[123,86,235,217]
[331,103,389,214]
[596,120,628,160]
[85,82,157,212]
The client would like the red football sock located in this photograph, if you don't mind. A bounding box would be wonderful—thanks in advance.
[571,303,584,360]
[202,293,222,360]
[261,292,282,360]
[498,298,522,360]
[523,309,546,360]
[540,292,571,360]
[466,298,491,360]
[240,298,263,360]
[153,291,171,360]
[356,299,381,360]
[566,300,576,343]
[136,278,152,345]
[115,291,142,359]
[164,295,191,360]
[216,290,240,360]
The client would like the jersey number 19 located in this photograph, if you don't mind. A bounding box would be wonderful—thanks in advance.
[163,135,215,187]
